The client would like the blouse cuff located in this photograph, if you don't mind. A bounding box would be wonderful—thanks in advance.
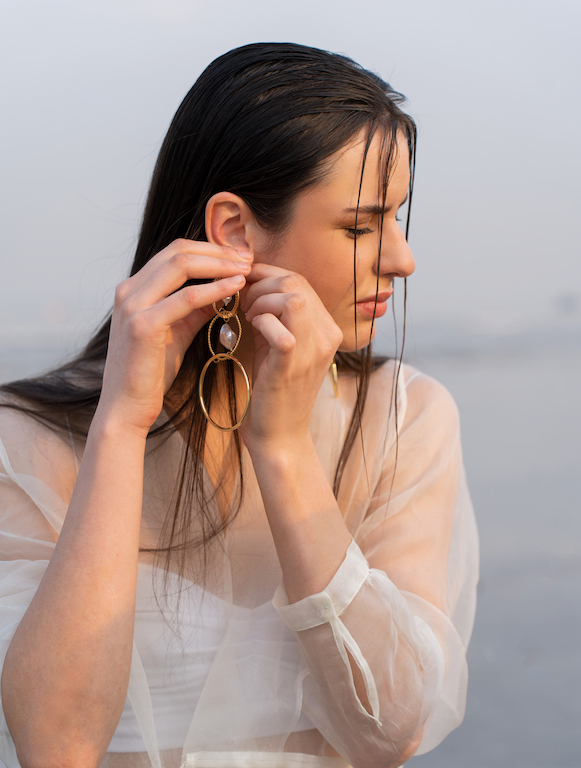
[272,539,369,630]
[272,540,382,725]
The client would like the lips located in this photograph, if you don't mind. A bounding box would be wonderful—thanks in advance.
[356,289,393,319]
[358,290,393,304]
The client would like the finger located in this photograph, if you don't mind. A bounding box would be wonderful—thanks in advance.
[244,262,290,283]
[144,273,247,330]
[126,240,252,294]
[242,272,313,313]
[132,250,252,310]
[247,292,339,361]
[244,292,307,326]
[250,313,297,356]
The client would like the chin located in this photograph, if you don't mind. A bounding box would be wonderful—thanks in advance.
[338,323,376,352]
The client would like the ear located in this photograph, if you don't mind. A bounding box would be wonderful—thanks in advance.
[205,192,259,253]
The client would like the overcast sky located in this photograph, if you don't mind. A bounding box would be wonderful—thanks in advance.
[1,0,579,349]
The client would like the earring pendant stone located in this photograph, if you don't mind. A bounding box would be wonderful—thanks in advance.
[219,322,237,351]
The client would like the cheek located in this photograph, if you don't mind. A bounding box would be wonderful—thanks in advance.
[308,234,355,300]
[281,233,337,284]
[315,276,355,322]
[316,272,357,321]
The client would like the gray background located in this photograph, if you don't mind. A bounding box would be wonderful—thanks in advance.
[1,1,580,765]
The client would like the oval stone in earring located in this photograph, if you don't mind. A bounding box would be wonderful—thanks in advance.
[219,322,237,351]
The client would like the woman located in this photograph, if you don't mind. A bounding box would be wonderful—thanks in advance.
[0,43,478,768]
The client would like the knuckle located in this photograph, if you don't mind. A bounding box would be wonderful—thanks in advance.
[172,238,191,250]
[114,279,131,306]
[281,273,306,293]
[332,325,343,347]
[278,333,296,354]
[126,312,150,341]
[121,296,138,319]
[170,251,190,271]
[286,292,307,312]
[319,339,335,359]
[183,285,200,306]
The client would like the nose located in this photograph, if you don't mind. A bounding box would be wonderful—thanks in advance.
[375,223,415,279]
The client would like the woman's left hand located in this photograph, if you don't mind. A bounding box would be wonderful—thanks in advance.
[241,263,343,452]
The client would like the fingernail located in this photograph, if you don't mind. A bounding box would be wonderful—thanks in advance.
[236,249,253,260]
[235,261,252,269]
[232,274,245,285]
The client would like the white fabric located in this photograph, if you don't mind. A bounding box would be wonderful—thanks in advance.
[183,753,348,768]
[0,361,479,768]
[114,570,229,753]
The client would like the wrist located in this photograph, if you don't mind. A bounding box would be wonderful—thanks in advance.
[244,432,315,466]
[90,405,151,447]
[246,435,328,506]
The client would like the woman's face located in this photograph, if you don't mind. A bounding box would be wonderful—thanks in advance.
[255,130,415,351]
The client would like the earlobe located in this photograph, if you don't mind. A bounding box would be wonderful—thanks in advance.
[205,192,255,252]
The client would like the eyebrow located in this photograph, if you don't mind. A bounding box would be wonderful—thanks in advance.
[342,194,409,216]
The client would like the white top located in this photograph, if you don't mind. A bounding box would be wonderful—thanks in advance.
[0,361,479,768]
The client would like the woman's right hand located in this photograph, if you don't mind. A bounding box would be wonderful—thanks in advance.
[2,239,250,768]
[98,239,253,435]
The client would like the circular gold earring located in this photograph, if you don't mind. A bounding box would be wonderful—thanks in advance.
[198,291,251,431]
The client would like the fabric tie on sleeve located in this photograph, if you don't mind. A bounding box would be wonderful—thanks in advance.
[273,540,382,725]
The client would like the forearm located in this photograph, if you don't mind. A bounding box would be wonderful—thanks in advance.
[248,435,352,604]
[250,440,442,765]
[1,411,147,768]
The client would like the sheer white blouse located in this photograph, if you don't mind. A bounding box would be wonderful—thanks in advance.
[0,361,478,768]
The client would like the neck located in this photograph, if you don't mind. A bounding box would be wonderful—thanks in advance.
[233,313,255,380]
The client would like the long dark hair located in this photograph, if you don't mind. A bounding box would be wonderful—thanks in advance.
[1,43,416,579]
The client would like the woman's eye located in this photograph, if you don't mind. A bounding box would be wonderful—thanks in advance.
[345,227,373,237]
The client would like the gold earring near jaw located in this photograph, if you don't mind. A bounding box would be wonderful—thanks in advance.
[198,291,252,431]
[330,358,339,397]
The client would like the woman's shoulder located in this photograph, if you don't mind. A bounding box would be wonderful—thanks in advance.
[0,397,79,506]
[0,396,41,454]
[402,363,458,418]
[370,359,460,433]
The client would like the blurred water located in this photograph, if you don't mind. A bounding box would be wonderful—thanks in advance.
[0,338,580,767]
[406,347,581,768]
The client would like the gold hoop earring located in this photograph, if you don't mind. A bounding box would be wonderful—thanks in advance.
[198,291,251,432]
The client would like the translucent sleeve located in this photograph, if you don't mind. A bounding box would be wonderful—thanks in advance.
[0,408,74,768]
[273,372,479,767]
